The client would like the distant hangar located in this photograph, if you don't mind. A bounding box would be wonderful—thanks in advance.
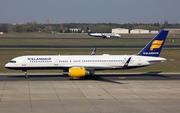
[165,29,180,34]
[111,28,180,34]
[112,28,159,34]
[130,29,149,34]
[112,28,129,34]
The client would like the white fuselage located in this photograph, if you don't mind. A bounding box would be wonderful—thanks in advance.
[5,55,166,71]
[89,33,121,38]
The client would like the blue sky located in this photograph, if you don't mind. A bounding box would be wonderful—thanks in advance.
[0,0,179,23]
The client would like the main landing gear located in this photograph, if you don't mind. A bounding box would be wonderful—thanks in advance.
[90,71,96,79]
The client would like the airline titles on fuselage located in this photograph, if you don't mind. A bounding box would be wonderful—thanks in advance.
[28,57,52,63]
[28,58,51,61]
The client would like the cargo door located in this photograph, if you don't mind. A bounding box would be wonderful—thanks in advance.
[22,57,26,66]
[54,58,59,66]
[138,59,142,66]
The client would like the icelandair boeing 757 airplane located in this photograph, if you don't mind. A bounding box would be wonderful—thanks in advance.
[5,30,168,79]
[87,27,121,39]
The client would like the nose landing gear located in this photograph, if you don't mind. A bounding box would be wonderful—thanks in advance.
[22,70,28,79]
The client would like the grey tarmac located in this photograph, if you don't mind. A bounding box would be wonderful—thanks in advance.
[0,73,180,113]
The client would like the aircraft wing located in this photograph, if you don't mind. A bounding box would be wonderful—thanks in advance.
[60,57,132,70]
[60,64,111,70]
[101,34,110,39]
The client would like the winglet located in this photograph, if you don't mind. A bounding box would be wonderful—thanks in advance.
[137,30,169,57]
[123,57,131,68]
[91,48,97,55]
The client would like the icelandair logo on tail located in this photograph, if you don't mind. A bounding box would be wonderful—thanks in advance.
[142,40,164,55]
[88,30,91,33]
[150,40,164,51]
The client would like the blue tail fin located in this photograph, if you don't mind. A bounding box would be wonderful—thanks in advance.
[137,30,169,57]
[87,27,93,34]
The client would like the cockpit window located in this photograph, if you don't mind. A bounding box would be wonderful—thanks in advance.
[9,60,16,63]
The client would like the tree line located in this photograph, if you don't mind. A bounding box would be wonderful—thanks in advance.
[0,21,179,33]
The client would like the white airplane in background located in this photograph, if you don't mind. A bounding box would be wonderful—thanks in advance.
[87,27,121,39]
[5,30,168,79]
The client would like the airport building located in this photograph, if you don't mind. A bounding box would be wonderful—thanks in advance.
[165,29,180,34]
[150,30,159,34]
[130,29,149,34]
[112,28,129,34]
[69,28,81,33]
[0,32,3,35]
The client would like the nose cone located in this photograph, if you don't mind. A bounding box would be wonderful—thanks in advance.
[5,63,10,69]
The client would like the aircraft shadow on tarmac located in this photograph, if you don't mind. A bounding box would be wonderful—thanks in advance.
[7,74,125,84]
[4,71,178,84]
[98,71,171,78]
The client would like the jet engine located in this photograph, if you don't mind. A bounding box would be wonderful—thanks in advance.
[68,67,90,78]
